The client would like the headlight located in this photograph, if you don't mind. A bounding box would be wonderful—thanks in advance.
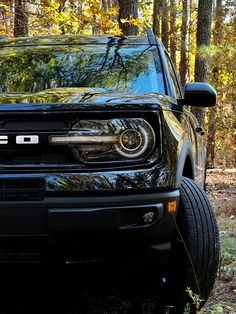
[49,118,156,163]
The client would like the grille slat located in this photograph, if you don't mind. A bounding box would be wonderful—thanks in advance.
[0,179,45,201]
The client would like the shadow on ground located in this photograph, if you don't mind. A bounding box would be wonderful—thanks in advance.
[0,263,163,314]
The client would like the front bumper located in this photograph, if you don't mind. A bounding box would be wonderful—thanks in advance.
[0,190,179,263]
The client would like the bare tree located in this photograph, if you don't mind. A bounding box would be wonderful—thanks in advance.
[118,0,139,35]
[152,0,161,37]
[170,0,177,66]
[207,0,223,167]
[179,0,189,87]
[161,0,169,49]
[192,0,213,126]
[14,0,28,37]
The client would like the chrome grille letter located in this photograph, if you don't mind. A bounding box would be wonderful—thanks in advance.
[16,135,39,144]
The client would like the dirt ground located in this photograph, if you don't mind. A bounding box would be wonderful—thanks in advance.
[202,169,236,314]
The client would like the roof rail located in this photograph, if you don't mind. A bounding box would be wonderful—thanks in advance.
[146,28,157,45]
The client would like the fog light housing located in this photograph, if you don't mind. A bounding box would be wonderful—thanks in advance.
[143,211,155,223]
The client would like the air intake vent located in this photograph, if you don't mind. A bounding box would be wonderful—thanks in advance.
[0,178,45,201]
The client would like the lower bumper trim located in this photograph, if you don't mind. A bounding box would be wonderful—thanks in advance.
[47,204,164,232]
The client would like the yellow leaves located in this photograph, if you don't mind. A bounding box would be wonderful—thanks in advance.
[0,0,120,36]
[85,0,102,16]
[120,18,145,28]
[0,2,8,10]
[50,16,59,24]
[41,0,60,11]
[108,7,119,17]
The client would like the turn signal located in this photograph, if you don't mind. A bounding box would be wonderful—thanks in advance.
[167,201,177,213]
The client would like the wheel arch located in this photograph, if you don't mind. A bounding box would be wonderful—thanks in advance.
[176,141,195,187]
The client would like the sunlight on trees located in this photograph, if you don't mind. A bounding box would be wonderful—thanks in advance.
[0,0,235,167]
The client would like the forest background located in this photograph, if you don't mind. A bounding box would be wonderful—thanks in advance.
[0,1,235,312]
[0,0,235,168]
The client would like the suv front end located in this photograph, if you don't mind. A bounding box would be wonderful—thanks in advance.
[0,99,179,265]
[0,35,180,266]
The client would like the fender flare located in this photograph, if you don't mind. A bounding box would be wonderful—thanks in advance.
[175,140,195,188]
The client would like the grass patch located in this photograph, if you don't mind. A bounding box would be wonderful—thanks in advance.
[220,234,236,256]
[200,303,235,313]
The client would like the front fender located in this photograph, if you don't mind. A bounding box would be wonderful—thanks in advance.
[176,140,194,187]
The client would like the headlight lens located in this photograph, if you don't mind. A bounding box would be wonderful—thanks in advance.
[49,118,155,163]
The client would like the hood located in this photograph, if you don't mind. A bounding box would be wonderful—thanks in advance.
[0,88,164,112]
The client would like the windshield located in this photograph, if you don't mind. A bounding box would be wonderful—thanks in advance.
[0,44,165,94]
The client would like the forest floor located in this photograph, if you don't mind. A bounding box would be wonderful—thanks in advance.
[200,169,236,314]
[0,169,235,314]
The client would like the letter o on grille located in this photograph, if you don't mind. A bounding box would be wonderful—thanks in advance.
[16,135,39,144]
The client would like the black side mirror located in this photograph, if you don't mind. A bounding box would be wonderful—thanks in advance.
[181,82,217,107]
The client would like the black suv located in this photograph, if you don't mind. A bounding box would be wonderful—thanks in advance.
[0,31,219,312]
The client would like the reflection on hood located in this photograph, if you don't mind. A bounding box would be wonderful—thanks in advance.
[0,87,162,105]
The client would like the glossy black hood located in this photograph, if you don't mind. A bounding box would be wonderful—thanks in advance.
[0,88,166,112]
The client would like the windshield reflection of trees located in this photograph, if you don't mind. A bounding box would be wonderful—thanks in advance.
[0,41,163,94]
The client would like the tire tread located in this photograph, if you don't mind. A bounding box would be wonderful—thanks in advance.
[175,177,220,306]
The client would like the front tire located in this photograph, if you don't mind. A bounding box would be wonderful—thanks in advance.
[166,177,220,313]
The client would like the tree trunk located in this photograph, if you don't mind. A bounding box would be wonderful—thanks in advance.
[194,0,213,82]
[179,0,189,88]
[161,0,169,49]
[170,0,177,67]
[188,0,192,78]
[213,0,224,45]
[152,0,161,37]
[14,0,28,37]
[118,0,138,35]
[192,0,213,126]
[206,0,223,168]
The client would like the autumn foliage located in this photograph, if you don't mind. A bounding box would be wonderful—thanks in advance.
[0,0,235,168]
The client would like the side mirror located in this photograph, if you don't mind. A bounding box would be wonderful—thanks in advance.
[181,82,217,107]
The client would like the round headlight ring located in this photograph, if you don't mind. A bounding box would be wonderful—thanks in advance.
[120,129,143,151]
[115,123,155,159]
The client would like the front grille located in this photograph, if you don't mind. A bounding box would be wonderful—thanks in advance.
[0,178,45,201]
[0,147,76,164]
[0,119,77,166]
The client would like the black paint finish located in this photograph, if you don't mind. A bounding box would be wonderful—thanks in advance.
[0,34,212,258]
